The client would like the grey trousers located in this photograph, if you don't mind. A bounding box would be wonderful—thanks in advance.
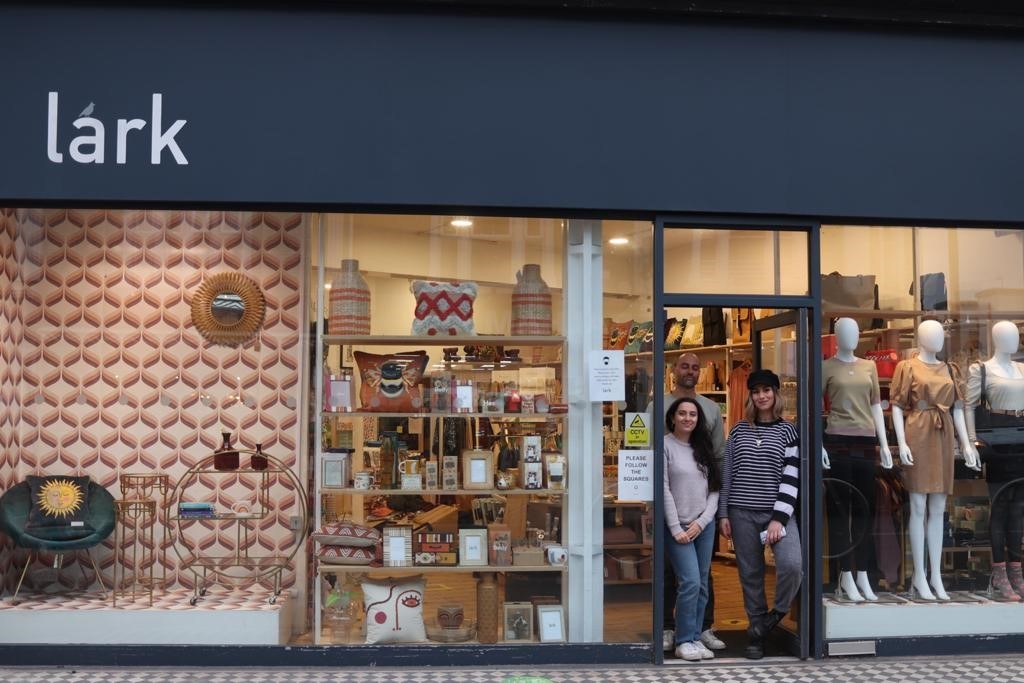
[727,506,802,626]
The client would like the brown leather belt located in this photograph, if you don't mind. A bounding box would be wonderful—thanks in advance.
[988,408,1024,417]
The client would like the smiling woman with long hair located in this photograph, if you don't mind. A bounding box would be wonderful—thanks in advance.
[663,396,721,661]
[717,368,801,660]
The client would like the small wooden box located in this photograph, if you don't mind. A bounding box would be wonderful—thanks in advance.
[513,546,545,566]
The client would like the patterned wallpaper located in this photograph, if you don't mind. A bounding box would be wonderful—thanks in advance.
[0,209,24,586]
[1,209,307,593]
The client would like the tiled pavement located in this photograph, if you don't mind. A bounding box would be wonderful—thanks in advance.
[2,657,1024,683]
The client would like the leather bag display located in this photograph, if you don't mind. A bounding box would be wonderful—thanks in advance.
[731,308,755,344]
[701,307,726,346]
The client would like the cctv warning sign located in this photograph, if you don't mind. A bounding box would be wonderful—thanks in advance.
[625,412,650,447]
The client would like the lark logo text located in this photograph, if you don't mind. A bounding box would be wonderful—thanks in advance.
[46,92,188,165]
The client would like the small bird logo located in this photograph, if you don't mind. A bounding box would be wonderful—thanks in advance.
[78,102,95,118]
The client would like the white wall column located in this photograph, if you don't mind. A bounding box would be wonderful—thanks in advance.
[565,219,603,642]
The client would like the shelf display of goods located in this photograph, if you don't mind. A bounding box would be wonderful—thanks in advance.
[511,264,552,335]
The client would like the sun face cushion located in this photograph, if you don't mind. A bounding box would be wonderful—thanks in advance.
[363,576,427,644]
[354,350,429,412]
[317,546,377,565]
[411,281,477,336]
[312,522,381,548]
[25,475,94,540]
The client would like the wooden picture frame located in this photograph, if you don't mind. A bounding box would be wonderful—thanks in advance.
[458,528,488,566]
[503,602,534,643]
[536,604,566,643]
[461,449,493,490]
[383,525,413,567]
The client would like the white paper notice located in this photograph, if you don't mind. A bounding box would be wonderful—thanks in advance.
[617,449,654,501]
[465,535,482,561]
[470,459,487,483]
[588,350,625,402]
[388,536,406,564]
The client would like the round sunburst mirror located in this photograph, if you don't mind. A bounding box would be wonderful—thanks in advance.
[191,272,266,346]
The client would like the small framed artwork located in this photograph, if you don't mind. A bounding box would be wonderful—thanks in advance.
[462,449,494,490]
[424,461,438,489]
[321,452,351,488]
[641,512,653,545]
[522,435,542,463]
[503,602,534,643]
[383,525,413,567]
[459,528,488,566]
[324,371,354,412]
[544,453,566,490]
[536,604,566,643]
[442,455,459,490]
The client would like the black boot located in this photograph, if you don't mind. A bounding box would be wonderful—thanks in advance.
[748,609,785,640]
[745,636,764,660]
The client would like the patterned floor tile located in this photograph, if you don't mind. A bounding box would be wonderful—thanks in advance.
[2,657,1024,683]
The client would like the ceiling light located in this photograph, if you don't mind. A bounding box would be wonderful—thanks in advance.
[324,283,332,289]
[608,237,629,245]
[450,217,473,228]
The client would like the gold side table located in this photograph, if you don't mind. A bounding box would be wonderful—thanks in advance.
[119,473,171,590]
[112,498,157,607]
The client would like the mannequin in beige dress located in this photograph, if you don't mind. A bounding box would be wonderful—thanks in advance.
[891,320,977,601]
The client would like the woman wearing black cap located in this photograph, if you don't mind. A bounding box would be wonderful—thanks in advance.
[717,368,801,660]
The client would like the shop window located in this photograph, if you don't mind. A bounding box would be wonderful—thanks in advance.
[821,225,1024,641]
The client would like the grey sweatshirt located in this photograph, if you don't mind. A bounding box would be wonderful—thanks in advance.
[662,432,720,537]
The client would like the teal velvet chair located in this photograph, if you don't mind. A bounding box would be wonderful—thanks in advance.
[0,479,115,602]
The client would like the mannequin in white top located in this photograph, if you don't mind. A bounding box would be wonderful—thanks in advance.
[822,318,893,602]
[964,320,1024,601]
[891,320,977,601]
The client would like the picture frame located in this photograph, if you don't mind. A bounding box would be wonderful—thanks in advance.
[383,525,413,567]
[503,602,534,643]
[461,449,494,490]
[458,528,488,566]
[536,604,566,643]
[324,371,354,412]
[641,511,653,545]
[321,451,351,488]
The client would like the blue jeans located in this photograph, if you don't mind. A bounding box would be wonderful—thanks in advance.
[664,521,714,644]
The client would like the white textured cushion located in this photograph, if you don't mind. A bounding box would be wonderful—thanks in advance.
[411,281,477,336]
[362,576,426,644]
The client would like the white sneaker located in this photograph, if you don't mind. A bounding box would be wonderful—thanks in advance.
[662,629,675,651]
[694,640,715,660]
[700,628,726,650]
[675,642,703,661]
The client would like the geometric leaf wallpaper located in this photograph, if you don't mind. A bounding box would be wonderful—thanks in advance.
[0,209,308,592]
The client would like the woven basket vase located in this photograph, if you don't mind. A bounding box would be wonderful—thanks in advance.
[511,264,552,335]
[475,573,500,643]
[328,259,370,335]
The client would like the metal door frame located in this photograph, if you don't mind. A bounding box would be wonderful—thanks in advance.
[651,216,823,663]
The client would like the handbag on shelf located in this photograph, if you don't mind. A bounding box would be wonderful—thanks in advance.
[731,308,754,344]
[701,307,726,346]
[821,272,882,331]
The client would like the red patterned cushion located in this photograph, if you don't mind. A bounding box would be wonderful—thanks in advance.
[312,522,381,548]
[411,281,477,336]
[317,546,376,565]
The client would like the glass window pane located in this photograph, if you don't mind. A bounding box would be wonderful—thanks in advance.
[661,228,808,296]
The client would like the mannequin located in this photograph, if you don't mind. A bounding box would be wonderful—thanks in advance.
[891,320,978,601]
[964,320,1024,601]
[822,318,893,602]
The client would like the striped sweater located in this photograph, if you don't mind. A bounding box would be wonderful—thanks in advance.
[717,419,800,525]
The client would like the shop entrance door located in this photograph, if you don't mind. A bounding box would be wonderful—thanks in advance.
[652,219,821,664]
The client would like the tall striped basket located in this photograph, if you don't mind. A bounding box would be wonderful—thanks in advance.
[328,259,371,335]
[511,264,552,335]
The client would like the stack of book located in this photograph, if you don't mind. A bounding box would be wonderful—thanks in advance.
[178,502,216,518]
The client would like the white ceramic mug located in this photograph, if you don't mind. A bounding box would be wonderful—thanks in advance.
[354,471,374,490]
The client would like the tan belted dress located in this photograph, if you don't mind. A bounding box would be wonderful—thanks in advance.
[890,357,964,494]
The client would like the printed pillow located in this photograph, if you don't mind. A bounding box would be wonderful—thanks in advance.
[411,281,477,336]
[363,576,427,644]
[312,522,381,548]
[317,546,376,565]
[605,320,632,350]
[664,317,685,351]
[625,321,653,354]
[354,350,429,412]
[25,475,94,540]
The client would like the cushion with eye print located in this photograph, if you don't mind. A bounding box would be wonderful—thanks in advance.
[362,576,427,643]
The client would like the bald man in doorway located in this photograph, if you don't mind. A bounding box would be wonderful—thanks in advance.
[647,352,726,653]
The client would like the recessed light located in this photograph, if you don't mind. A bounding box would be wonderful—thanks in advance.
[450,217,473,228]
[609,237,629,245]
[324,283,332,289]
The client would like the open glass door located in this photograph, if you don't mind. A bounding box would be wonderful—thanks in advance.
[753,309,813,660]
